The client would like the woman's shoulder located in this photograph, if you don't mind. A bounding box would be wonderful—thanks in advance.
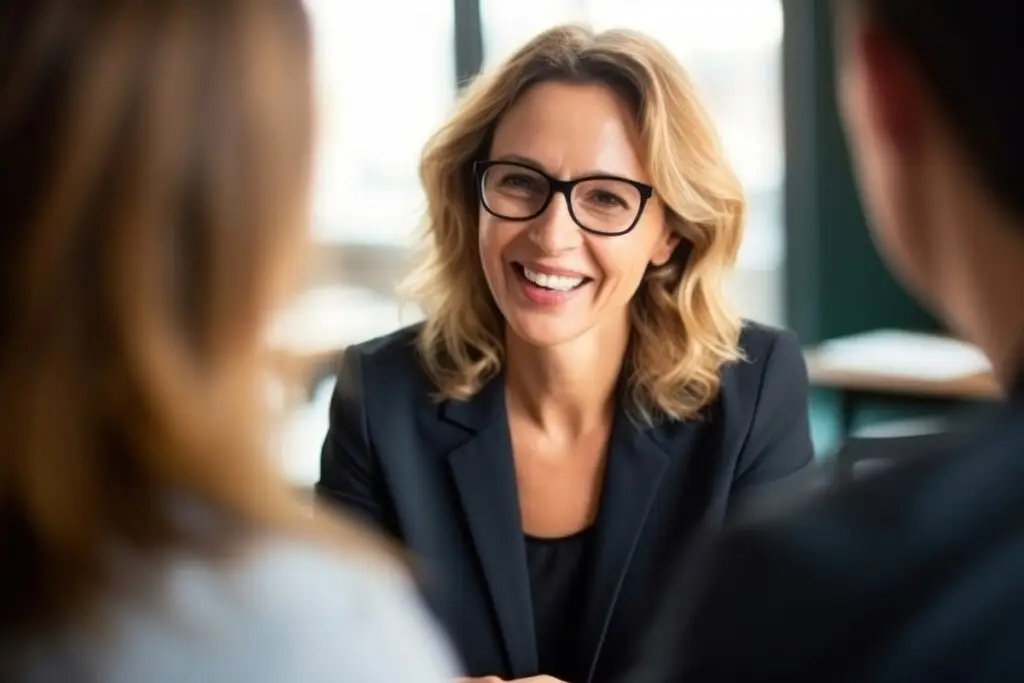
[195,537,459,681]
[12,536,459,683]
[346,322,422,365]
[737,320,801,361]
[340,322,430,390]
[204,537,459,677]
[718,321,807,401]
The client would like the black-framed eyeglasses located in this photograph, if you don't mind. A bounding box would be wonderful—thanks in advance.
[473,160,654,237]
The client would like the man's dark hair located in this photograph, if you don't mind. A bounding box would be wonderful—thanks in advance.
[848,0,1024,217]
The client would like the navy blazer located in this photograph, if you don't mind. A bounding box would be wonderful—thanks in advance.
[316,322,813,683]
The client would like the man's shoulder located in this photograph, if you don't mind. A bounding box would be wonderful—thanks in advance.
[682,411,1024,680]
[749,410,1024,570]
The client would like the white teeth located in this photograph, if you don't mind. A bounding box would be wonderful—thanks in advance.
[523,266,585,291]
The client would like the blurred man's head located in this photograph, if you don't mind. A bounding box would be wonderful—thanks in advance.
[836,0,1024,377]
[0,0,316,634]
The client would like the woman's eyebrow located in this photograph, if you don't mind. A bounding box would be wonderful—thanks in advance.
[491,153,546,170]
[490,153,635,180]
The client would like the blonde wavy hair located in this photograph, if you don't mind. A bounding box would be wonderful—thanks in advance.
[404,24,747,423]
[0,0,386,637]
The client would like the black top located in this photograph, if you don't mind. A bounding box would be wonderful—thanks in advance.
[626,374,1024,683]
[525,528,593,683]
[317,321,815,682]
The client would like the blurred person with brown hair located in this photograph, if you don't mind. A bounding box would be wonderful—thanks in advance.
[624,1,1024,682]
[317,24,813,683]
[0,1,457,681]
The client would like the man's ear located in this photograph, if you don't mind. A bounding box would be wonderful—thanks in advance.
[847,19,925,156]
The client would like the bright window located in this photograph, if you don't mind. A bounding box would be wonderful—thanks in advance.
[305,0,456,246]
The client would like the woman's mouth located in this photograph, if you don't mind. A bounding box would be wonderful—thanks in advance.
[513,262,592,292]
[510,262,594,307]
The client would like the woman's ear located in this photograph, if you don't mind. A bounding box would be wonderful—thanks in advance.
[650,228,683,267]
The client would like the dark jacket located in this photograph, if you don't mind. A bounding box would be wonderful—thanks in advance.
[626,375,1024,683]
[317,322,813,683]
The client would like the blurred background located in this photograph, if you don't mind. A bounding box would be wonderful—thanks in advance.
[273,0,994,488]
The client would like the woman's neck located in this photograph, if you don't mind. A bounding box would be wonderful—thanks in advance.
[504,321,629,436]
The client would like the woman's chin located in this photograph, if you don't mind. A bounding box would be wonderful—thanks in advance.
[505,313,592,350]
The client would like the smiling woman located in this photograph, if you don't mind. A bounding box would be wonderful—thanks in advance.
[409,29,748,420]
[472,80,682,370]
[317,24,814,683]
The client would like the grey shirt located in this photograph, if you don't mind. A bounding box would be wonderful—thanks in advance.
[5,538,460,683]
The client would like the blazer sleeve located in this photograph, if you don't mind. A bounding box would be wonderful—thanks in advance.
[315,348,391,530]
[731,329,815,494]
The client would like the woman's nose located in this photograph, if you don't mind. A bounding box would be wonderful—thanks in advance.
[526,192,582,254]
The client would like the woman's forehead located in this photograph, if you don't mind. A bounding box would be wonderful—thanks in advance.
[489,80,649,183]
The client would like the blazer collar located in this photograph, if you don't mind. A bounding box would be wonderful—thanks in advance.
[441,372,698,682]
[442,367,507,432]
[443,370,537,676]
[579,406,686,683]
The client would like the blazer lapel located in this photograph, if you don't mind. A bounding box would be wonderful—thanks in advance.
[443,374,537,677]
[580,406,681,683]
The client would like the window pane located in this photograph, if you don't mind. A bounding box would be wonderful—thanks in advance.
[306,0,455,245]
[480,0,589,67]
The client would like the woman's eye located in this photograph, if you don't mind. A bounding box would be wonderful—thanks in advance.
[502,174,540,190]
[592,191,627,208]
